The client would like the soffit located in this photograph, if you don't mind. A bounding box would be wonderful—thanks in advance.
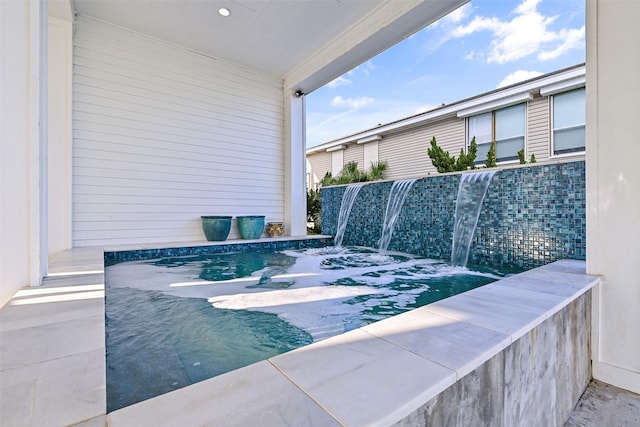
[70,0,466,91]
[71,0,386,78]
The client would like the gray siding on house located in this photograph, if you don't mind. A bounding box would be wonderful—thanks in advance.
[380,117,465,179]
[72,16,285,246]
[527,96,551,163]
[343,144,364,169]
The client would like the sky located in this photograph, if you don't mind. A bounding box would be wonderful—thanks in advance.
[305,0,586,148]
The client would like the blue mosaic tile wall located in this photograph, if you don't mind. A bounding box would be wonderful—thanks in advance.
[104,238,332,267]
[322,161,586,269]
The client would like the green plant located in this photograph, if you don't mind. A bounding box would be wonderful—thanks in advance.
[427,137,455,173]
[485,142,497,168]
[306,188,322,234]
[427,136,477,173]
[530,153,537,163]
[320,171,335,187]
[338,161,365,184]
[518,149,526,164]
[320,160,389,186]
[368,161,388,181]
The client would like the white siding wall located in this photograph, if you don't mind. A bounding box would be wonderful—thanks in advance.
[343,143,364,169]
[72,17,284,246]
[526,96,550,163]
[307,152,331,188]
[380,117,465,179]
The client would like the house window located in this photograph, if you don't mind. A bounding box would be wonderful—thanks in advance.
[467,112,492,162]
[467,104,526,163]
[552,88,585,155]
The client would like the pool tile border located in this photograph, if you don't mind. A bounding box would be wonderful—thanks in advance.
[103,236,333,266]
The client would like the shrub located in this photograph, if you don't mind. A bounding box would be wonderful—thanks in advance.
[518,149,526,164]
[427,136,477,173]
[485,142,497,168]
[306,188,322,234]
[530,153,537,163]
[368,161,388,181]
[320,160,388,186]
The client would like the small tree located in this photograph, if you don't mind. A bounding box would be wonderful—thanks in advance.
[485,142,497,168]
[427,136,477,173]
[517,149,526,164]
[427,137,455,173]
[467,137,478,167]
[530,153,537,163]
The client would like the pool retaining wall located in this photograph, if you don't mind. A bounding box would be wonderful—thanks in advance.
[321,160,585,269]
[395,287,591,426]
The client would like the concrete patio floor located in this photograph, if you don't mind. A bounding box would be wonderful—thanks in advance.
[0,244,636,426]
[566,380,640,427]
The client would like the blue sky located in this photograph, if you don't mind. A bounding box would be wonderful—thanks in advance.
[305,0,585,148]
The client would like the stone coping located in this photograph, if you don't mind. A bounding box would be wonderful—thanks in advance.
[106,260,599,426]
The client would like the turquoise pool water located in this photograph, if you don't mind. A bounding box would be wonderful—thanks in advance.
[105,246,510,411]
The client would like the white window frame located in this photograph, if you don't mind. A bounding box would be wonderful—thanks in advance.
[467,103,526,164]
[551,88,586,157]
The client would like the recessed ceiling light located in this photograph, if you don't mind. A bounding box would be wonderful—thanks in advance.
[218,7,231,17]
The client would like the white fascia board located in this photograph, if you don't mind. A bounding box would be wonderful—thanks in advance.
[456,92,534,118]
[326,144,347,153]
[540,75,586,96]
[357,134,382,144]
[285,0,467,94]
[455,65,585,117]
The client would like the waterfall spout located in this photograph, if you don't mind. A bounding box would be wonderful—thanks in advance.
[334,185,362,247]
[378,179,416,253]
[451,171,496,267]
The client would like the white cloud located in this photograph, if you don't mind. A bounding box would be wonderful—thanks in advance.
[361,61,377,75]
[331,96,375,110]
[433,3,473,27]
[497,70,544,88]
[327,76,351,88]
[449,0,584,64]
[537,27,585,60]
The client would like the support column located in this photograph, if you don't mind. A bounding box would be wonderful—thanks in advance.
[283,91,307,236]
[28,0,48,285]
[586,0,640,394]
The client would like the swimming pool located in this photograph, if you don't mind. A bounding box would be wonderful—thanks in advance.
[105,245,512,411]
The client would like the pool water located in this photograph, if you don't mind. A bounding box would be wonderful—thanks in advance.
[105,246,511,411]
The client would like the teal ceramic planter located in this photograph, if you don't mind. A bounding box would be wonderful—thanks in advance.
[201,216,232,241]
[237,215,265,239]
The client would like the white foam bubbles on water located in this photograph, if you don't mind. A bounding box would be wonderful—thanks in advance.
[106,246,503,342]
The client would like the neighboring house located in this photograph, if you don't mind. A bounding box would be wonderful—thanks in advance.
[307,64,585,187]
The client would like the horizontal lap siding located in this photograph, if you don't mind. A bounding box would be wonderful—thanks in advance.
[379,117,465,179]
[343,144,364,169]
[72,17,284,246]
[527,97,550,162]
[307,152,331,187]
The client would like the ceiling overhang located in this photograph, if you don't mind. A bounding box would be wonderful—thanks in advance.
[69,0,468,94]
